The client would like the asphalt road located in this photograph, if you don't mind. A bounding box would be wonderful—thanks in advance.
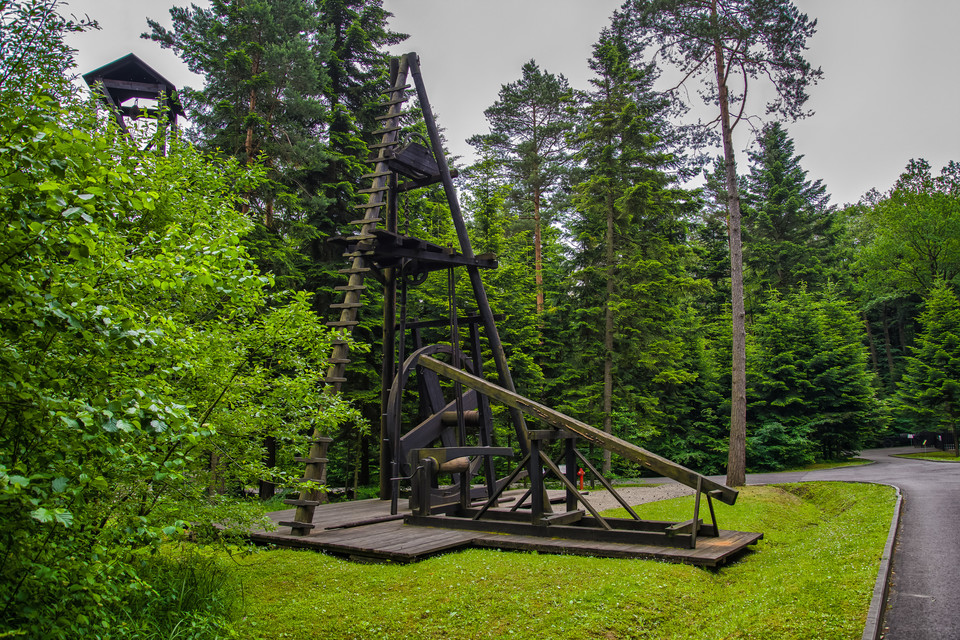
[742,447,960,640]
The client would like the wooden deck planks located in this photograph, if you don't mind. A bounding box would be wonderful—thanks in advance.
[251,498,762,565]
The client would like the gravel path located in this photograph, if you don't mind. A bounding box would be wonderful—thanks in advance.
[575,482,695,512]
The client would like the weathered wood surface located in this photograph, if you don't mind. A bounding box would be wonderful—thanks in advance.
[252,495,761,566]
[416,356,739,505]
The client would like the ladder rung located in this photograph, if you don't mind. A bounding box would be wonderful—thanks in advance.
[375,111,410,121]
[330,302,362,309]
[358,186,389,193]
[278,521,316,530]
[334,284,365,292]
[329,358,351,364]
[354,202,385,209]
[326,320,359,328]
[361,171,392,179]
[293,457,329,464]
[381,84,410,94]
[342,250,374,258]
[350,217,383,225]
[338,266,370,274]
[282,499,321,507]
[377,97,407,107]
[349,234,376,241]
[324,376,348,383]
[368,141,399,149]
[372,126,401,135]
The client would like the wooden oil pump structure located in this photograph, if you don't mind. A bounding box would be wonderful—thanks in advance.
[276,53,761,561]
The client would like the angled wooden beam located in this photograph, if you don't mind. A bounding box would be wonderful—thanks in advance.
[417,355,739,506]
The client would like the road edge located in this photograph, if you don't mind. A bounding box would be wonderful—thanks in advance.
[862,482,903,640]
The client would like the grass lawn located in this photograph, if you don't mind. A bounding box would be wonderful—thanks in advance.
[892,450,960,462]
[792,458,872,471]
[226,482,895,640]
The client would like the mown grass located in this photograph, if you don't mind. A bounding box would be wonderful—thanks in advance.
[893,450,960,462]
[780,457,873,472]
[227,482,894,640]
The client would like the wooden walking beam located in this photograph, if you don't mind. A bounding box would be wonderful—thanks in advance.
[417,355,739,506]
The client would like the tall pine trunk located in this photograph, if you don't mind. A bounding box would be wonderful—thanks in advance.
[602,190,615,475]
[713,4,747,487]
[534,187,544,315]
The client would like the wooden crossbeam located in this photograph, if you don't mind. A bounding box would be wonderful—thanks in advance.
[416,355,739,506]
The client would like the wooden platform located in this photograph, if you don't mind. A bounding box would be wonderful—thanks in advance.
[250,493,762,566]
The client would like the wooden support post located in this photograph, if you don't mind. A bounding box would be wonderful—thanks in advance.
[565,436,577,513]
[691,477,702,549]
[529,438,544,522]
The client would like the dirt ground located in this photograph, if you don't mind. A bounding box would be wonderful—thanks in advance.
[573,482,694,512]
[502,481,695,513]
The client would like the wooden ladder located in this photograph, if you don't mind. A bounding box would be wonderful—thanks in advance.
[280,58,412,536]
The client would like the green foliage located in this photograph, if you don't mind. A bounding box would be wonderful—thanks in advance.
[897,281,960,454]
[621,0,823,123]
[144,0,332,287]
[552,26,712,473]
[747,287,884,463]
[746,420,815,470]
[0,0,95,99]
[854,159,960,297]
[743,122,837,295]
[469,59,574,318]
[0,78,360,636]
[471,59,573,214]
[111,550,241,639]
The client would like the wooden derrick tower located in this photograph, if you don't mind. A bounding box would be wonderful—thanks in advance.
[279,53,758,557]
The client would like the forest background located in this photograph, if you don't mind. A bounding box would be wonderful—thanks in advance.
[2,0,960,637]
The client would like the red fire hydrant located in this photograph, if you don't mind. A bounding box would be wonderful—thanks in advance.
[578,467,585,491]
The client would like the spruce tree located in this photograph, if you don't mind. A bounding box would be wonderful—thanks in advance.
[744,122,836,294]
[690,157,733,318]
[898,281,960,456]
[563,26,703,473]
[747,286,882,463]
[311,0,406,258]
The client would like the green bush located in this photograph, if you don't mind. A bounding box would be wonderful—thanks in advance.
[113,551,241,639]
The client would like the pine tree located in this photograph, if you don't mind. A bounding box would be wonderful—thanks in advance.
[143,0,336,292]
[145,0,330,232]
[470,60,573,315]
[898,281,960,456]
[621,0,823,485]
[744,122,836,294]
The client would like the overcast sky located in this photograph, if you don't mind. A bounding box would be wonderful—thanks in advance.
[63,0,960,207]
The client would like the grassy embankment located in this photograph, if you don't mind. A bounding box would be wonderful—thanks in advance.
[225,481,894,640]
[893,450,960,462]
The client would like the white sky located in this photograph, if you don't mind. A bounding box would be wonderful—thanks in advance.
[63,0,960,207]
